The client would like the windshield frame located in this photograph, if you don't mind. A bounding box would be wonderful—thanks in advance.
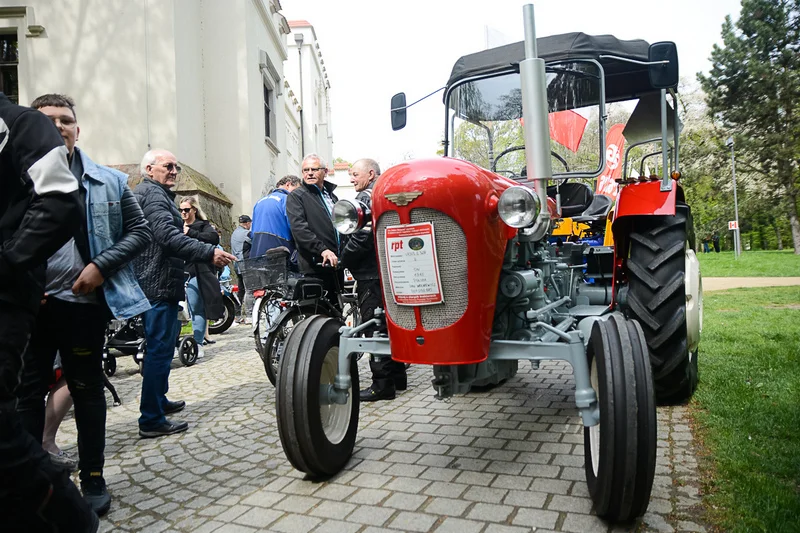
[443,58,609,180]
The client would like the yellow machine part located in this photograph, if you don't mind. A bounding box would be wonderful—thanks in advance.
[603,210,615,246]
[552,218,591,239]
[551,211,616,246]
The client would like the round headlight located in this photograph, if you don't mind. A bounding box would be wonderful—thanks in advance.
[498,186,541,228]
[332,199,365,234]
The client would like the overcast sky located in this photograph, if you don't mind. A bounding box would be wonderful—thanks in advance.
[281,0,742,170]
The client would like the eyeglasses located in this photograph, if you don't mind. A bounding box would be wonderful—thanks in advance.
[152,162,182,173]
[180,208,193,213]
[302,167,323,173]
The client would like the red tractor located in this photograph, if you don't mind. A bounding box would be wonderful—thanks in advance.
[275,4,702,523]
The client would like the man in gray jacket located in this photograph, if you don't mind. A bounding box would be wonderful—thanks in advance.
[133,149,234,439]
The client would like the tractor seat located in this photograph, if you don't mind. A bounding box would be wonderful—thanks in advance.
[546,182,594,218]
[572,193,613,224]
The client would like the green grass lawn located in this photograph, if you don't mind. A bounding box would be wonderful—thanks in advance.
[698,250,800,277]
[692,286,800,532]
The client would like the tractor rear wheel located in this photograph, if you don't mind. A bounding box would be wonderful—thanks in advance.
[584,313,656,522]
[276,315,359,477]
[625,205,701,405]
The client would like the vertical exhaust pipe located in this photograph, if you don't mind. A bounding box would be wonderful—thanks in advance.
[520,3,553,240]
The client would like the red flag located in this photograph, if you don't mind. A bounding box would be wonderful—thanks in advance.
[594,123,625,200]
[548,110,588,152]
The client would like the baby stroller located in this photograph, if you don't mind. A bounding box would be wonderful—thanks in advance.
[102,301,199,376]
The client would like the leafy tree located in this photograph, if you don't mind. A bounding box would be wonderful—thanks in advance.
[698,0,800,253]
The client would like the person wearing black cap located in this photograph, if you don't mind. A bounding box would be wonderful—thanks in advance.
[230,214,252,322]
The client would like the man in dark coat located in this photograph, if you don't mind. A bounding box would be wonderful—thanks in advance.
[132,149,234,439]
[0,92,99,531]
[340,159,407,401]
[286,154,342,302]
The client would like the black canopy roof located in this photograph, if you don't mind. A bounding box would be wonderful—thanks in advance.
[447,32,675,104]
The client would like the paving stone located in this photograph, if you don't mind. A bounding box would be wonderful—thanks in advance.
[512,508,560,529]
[82,327,704,533]
[465,502,513,522]
[432,517,485,533]
[423,496,471,517]
[386,511,438,532]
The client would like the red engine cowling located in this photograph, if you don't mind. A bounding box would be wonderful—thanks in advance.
[371,158,518,365]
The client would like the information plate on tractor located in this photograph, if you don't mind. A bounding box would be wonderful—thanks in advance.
[385,222,444,306]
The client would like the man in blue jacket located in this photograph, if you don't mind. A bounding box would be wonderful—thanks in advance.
[250,174,301,258]
[15,94,152,517]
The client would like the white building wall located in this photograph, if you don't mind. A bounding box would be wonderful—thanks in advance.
[1,0,295,217]
[173,0,207,174]
[0,0,179,165]
[286,23,333,167]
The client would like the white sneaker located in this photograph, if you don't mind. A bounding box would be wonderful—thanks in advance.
[197,347,205,359]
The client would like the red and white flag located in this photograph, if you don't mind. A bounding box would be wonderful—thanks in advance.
[595,123,625,200]
[548,110,588,153]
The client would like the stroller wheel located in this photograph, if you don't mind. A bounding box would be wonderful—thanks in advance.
[103,355,117,377]
[178,337,199,367]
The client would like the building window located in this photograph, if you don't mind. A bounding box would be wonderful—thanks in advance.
[263,82,272,139]
[0,35,19,104]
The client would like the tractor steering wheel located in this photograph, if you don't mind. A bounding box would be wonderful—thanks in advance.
[491,145,570,181]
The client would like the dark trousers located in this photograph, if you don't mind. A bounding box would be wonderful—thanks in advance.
[358,279,406,390]
[16,297,109,484]
[0,301,96,531]
[139,301,180,430]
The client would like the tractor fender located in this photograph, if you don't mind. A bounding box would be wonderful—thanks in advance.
[613,180,679,220]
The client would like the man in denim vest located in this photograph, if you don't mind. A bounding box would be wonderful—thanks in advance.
[15,94,152,517]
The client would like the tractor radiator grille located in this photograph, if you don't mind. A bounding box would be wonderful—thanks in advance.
[410,208,468,330]
[375,208,468,331]
[376,211,416,329]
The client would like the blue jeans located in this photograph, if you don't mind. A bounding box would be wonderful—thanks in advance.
[139,301,180,429]
[186,276,206,345]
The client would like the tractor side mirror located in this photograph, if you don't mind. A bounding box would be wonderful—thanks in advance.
[648,42,679,90]
[391,93,407,131]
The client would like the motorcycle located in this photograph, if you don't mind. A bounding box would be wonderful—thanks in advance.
[208,277,241,335]
[242,249,358,386]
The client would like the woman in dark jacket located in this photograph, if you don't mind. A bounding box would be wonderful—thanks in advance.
[180,197,223,354]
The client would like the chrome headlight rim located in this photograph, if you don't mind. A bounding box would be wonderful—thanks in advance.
[332,199,367,234]
[498,186,541,228]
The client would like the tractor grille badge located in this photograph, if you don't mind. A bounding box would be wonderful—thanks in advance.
[385,191,423,207]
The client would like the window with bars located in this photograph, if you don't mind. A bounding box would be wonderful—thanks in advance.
[263,82,272,139]
[0,35,19,104]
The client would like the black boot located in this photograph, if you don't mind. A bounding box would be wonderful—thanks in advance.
[360,382,396,402]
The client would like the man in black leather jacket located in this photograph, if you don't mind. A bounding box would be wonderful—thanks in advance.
[0,92,99,531]
[132,149,234,439]
[340,159,407,401]
[286,153,343,303]
[15,94,153,517]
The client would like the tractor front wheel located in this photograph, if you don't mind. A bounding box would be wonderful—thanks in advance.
[584,313,656,522]
[625,205,701,405]
[276,315,359,477]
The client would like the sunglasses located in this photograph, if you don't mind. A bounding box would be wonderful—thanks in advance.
[302,167,323,173]
[153,162,182,173]
[180,208,194,213]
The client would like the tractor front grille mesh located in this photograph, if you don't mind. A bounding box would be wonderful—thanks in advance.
[410,208,468,330]
[376,211,416,330]
[376,208,469,331]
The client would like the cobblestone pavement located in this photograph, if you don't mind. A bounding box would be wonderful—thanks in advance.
[56,326,708,533]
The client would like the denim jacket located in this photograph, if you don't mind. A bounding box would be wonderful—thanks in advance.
[80,150,151,318]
